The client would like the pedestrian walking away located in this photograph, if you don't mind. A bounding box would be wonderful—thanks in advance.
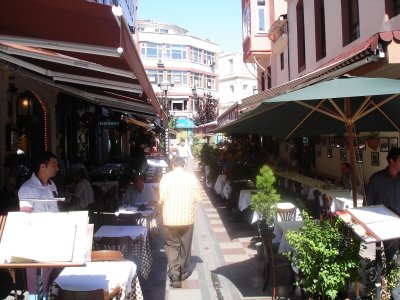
[159,156,200,288]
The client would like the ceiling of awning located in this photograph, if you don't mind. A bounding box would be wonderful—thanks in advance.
[0,0,166,122]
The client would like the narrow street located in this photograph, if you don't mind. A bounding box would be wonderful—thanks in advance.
[140,159,294,300]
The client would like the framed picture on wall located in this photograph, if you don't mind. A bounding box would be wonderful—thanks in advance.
[340,149,347,161]
[327,147,333,158]
[356,150,363,163]
[380,138,389,152]
[316,147,321,158]
[371,152,379,166]
[389,138,398,150]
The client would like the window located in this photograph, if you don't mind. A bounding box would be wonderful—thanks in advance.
[146,69,164,84]
[191,72,202,88]
[385,0,400,18]
[165,44,187,60]
[204,75,215,90]
[243,84,248,91]
[171,99,187,111]
[267,66,271,89]
[167,71,188,86]
[230,85,235,92]
[155,28,168,34]
[190,47,202,63]
[138,27,145,32]
[280,52,284,70]
[258,0,267,32]
[140,42,163,59]
[243,3,251,40]
[297,0,306,72]
[203,51,215,65]
[315,0,326,60]
[229,59,234,73]
[342,0,359,46]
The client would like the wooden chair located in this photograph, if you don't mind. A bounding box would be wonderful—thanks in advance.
[56,286,121,300]
[91,250,125,262]
[260,232,295,298]
[95,236,141,259]
[277,206,297,221]
[320,194,333,222]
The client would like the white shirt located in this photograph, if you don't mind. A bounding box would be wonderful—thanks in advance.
[125,183,154,206]
[18,173,59,212]
[72,178,94,210]
[177,144,192,159]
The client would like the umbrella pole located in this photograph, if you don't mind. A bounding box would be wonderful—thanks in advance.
[345,98,358,207]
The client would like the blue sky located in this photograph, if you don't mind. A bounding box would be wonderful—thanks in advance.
[138,0,243,53]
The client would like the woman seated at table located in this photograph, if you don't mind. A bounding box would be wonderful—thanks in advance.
[125,174,157,207]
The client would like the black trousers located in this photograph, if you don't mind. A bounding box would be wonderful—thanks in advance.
[163,224,194,279]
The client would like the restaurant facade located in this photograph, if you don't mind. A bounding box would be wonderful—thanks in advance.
[216,0,400,182]
[0,0,166,185]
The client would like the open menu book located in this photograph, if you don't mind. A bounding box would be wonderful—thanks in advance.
[344,205,400,243]
[0,211,90,264]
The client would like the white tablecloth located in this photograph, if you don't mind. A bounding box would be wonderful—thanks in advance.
[238,190,254,211]
[273,220,306,253]
[214,174,226,195]
[55,261,135,294]
[94,225,147,241]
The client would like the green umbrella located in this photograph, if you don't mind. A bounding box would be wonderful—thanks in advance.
[215,76,400,206]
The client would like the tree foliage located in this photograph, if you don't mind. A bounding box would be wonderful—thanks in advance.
[193,92,218,126]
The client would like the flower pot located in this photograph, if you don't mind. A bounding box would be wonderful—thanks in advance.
[367,138,379,150]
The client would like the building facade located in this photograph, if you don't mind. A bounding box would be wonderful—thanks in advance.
[230,0,400,182]
[137,20,219,133]
[218,52,258,114]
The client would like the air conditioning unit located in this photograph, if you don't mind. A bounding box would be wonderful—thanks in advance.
[157,59,164,67]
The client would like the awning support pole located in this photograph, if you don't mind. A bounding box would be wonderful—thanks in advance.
[345,98,358,207]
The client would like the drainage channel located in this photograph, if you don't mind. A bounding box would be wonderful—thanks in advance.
[210,272,224,300]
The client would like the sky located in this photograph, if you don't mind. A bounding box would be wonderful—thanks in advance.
[137,0,243,53]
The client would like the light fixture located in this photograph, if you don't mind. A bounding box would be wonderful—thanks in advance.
[112,5,123,17]
[21,98,29,108]
[158,80,174,92]
[117,47,124,55]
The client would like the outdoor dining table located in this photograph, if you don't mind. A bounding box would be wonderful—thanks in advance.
[49,261,143,300]
[117,206,161,239]
[275,171,326,196]
[93,225,152,279]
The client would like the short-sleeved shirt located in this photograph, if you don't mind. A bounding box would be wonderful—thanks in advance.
[365,167,400,213]
[125,184,152,206]
[18,173,59,212]
[159,168,200,226]
[71,178,94,210]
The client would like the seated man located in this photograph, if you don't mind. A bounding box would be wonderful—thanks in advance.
[336,162,361,190]
[125,174,157,207]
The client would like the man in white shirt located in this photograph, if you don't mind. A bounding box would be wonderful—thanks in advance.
[176,138,193,170]
[69,168,94,210]
[18,151,62,299]
[19,151,60,213]
[159,157,200,288]
[125,174,157,206]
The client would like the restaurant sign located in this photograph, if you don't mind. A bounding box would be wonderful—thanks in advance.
[97,119,120,128]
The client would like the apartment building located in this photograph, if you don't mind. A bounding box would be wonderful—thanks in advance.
[137,20,219,130]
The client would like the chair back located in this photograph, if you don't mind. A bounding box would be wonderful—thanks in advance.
[91,250,125,262]
[95,236,141,258]
[56,288,107,300]
[277,207,296,221]
[322,194,333,211]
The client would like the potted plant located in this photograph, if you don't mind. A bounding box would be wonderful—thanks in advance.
[251,164,280,232]
[285,212,361,299]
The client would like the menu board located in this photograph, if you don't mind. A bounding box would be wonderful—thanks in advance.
[0,211,90,264]
[344,205,400,243]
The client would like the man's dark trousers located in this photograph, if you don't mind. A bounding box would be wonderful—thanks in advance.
[163,224,194,279]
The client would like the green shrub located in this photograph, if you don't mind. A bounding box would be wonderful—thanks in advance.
[285,213,361,299]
